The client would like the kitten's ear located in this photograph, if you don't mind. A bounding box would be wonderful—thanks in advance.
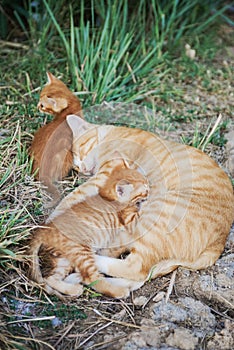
[66,115,92,139]
[52,97,68,112]
[116,181,134,202]
[46,72,57,84]
[110,151,130,169]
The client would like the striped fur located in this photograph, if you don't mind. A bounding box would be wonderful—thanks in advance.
[49,115,234,285]
[28,158,148,298]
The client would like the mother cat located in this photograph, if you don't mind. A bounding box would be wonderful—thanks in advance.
[48,115,234,283]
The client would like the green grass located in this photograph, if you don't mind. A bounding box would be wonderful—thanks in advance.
[1,0,233,261]
[181,117,229,150]
[6,294,86,329]
[2,0,230,103]
[1,0,233,259]
[0,1,233,348]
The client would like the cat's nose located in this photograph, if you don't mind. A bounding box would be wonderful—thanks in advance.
[81,164,95,176]
[81,164,86,173]
[37,102,43,110]
[144,184,149,191]
[144,185,149,197]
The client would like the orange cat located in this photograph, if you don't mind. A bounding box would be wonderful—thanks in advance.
[48,115,234,286]
[28,157,149,298]
[30,72,83,201]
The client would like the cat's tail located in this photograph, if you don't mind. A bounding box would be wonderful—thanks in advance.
[27,229,46,284]
[28,231,43,283]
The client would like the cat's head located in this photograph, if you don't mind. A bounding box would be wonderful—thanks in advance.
[99,155,149,205]
[37,72,82,118]
[66,114,109,175]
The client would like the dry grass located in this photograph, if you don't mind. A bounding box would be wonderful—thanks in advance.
[0,37,234,348]
[1,110,233,349]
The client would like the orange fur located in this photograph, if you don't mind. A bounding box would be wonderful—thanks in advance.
[49,115,234,285]
[29,72,83,201]
[28,157,148,298]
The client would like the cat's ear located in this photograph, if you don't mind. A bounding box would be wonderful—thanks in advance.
[66,115,92,139]
[46,72,57,84]
[116,180,134,202]
[51,97,68,112]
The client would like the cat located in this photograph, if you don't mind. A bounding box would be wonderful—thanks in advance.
[28,156,149,298]
[48,115,234,285]
[29,72,83,201]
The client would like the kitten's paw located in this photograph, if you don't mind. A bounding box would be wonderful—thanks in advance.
[63,283,83,297]
[45,276,83,296]
[94,254,114,275]
[64,272,81,284]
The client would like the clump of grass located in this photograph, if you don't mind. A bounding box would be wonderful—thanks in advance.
[0,117,43,266]
[181,114,229,150]
[42,0,165,104]
[39,0,230,104]
[2,1,231,106]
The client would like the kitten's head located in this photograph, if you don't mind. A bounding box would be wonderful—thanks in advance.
[99,155,149,205]
[37,72,82,118]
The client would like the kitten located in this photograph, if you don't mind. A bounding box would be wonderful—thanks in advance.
[28,156,149,298]
[29,72,83,201]
[49,115,234,285]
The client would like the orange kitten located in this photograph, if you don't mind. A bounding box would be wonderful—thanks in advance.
[29,72,83,201]
[49,115,234,285]
[28,157,148,298]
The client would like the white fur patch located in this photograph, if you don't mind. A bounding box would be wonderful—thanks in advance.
[64,273,81,284]
[95,255,113,275]
[105,277,144,291]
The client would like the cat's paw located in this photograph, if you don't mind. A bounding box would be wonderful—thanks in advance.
[64,272,81,284]
[129,280,145,291]
[93,277,131,299]
[118,289,131,299]
[105,277,144,294]
[45,275,83,297]
[63,283,83,297]
[110,287,130,299]
[101,277,144,298]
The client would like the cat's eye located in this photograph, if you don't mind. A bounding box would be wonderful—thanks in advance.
[37,102,44,109]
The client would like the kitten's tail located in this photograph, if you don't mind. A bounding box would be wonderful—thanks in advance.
[27,230,45,284]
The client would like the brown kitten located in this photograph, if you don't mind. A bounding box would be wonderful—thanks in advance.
[50,115,234,285]
[28,157,149,298]
[29,72,83,201]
